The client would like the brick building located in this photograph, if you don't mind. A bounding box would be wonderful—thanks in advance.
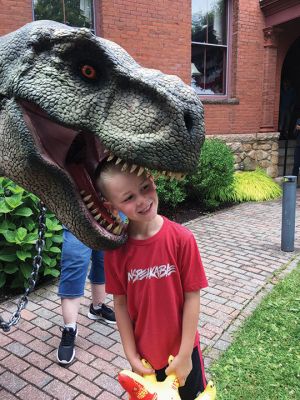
[1,0,300,176]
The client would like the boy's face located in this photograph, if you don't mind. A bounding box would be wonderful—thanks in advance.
[100,170,159,223]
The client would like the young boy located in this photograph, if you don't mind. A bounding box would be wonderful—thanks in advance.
[97,162,208,400]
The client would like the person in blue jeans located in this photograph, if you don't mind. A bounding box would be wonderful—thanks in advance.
[57,227,116,365]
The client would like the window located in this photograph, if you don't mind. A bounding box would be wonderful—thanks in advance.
[191,0,228,96]
[33,0,94,31]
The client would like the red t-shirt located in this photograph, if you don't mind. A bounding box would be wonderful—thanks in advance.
[104,216,208,369]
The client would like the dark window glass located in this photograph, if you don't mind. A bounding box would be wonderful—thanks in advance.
[192,44,226,95]
[192,0,228,95]
[33,0,94,30]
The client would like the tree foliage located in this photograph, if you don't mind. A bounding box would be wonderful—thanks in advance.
[34,0,92,28]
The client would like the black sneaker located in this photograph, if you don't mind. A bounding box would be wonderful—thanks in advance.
[87,303,116,324]
[57,326,77,365]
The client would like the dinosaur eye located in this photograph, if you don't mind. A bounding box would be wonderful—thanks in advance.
[81,64,97,80]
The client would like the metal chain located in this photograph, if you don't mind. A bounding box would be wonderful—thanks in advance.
[0,201,47,332]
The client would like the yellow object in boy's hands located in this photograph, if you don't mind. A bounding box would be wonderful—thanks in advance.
[118,356,216,400]
[195,381,216,400]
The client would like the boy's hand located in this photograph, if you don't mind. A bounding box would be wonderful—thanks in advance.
[129,355,155,376]
[165,354,192,387]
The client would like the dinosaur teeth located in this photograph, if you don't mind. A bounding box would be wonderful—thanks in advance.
[153,170,185,181]
[80,190,85,195]
[83,194,92,202]
[113,225,121,235]
[91,209,99,215]
[137,166,145,176]
[102,151,186,184]
[121,162,128,172]
[94,213,102,221]
[177,173,186,181]
[107,223,113,231]
[169,172,177,181]
[113,224,123,235]
[130,164,138,173]
[86,201,94,209]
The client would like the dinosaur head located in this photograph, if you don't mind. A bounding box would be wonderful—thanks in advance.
[0,20,205,249]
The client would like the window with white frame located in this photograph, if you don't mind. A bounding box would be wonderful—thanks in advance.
[191,0,228,95]
[33,0,94,31]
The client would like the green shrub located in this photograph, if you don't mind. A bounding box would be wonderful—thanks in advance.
[0,177,63,290]
[219,168,282,202]
[186,138,235,209]
[155,175,187,209]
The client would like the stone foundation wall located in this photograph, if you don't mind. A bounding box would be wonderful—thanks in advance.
[210,132,280,178]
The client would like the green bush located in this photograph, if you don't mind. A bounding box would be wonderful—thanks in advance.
[219,168,282,202]
[0,177,63,290]
[155,175,187,209]
[186,138,235,209]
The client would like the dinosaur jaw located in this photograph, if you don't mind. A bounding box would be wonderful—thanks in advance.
[19,100,127,237]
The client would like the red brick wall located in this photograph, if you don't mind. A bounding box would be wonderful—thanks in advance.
[0,0,32,36]
[99,0,191,83]
[97,0,275,136]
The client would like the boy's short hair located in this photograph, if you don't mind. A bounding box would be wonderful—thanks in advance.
[94,160,121,181]
[95,160,152,200]
[95,160,124,199]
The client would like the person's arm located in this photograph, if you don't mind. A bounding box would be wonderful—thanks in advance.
[114,294,154,375]
[165,290,200,386]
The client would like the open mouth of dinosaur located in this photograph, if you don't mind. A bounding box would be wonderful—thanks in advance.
[19,100,186,237]
[19,100,127,236]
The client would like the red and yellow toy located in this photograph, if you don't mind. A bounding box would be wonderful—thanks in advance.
[118,357,216,400]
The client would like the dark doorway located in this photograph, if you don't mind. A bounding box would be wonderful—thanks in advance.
[279,37,300,139]
[278,37,300,176]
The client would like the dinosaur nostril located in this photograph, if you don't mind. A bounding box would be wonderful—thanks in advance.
[184,112,194,134]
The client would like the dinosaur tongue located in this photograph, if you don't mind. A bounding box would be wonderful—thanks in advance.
[66,162,114,226]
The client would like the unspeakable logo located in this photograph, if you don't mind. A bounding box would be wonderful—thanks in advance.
[128,264,176,283]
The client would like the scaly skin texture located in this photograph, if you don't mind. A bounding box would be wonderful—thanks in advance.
[0,20,205,250]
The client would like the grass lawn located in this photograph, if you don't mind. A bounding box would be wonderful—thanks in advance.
[209,263,300,400]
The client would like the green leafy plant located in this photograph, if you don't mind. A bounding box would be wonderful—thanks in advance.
[186,138,235,209]
[219,168,282,202]
[155,175,187,209]
[0,177,63,290]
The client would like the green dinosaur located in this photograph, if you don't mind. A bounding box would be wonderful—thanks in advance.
[0,20,205,250]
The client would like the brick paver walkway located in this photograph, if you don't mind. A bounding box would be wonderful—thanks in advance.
[1,191,300,399]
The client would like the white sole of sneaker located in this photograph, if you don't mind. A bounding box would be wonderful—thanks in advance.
[87,311,117,324]
[56,349,75,365]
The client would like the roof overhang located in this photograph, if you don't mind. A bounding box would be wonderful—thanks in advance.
[260,0,300,27]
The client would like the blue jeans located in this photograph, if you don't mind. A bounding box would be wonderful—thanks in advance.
[58,229,105,298]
